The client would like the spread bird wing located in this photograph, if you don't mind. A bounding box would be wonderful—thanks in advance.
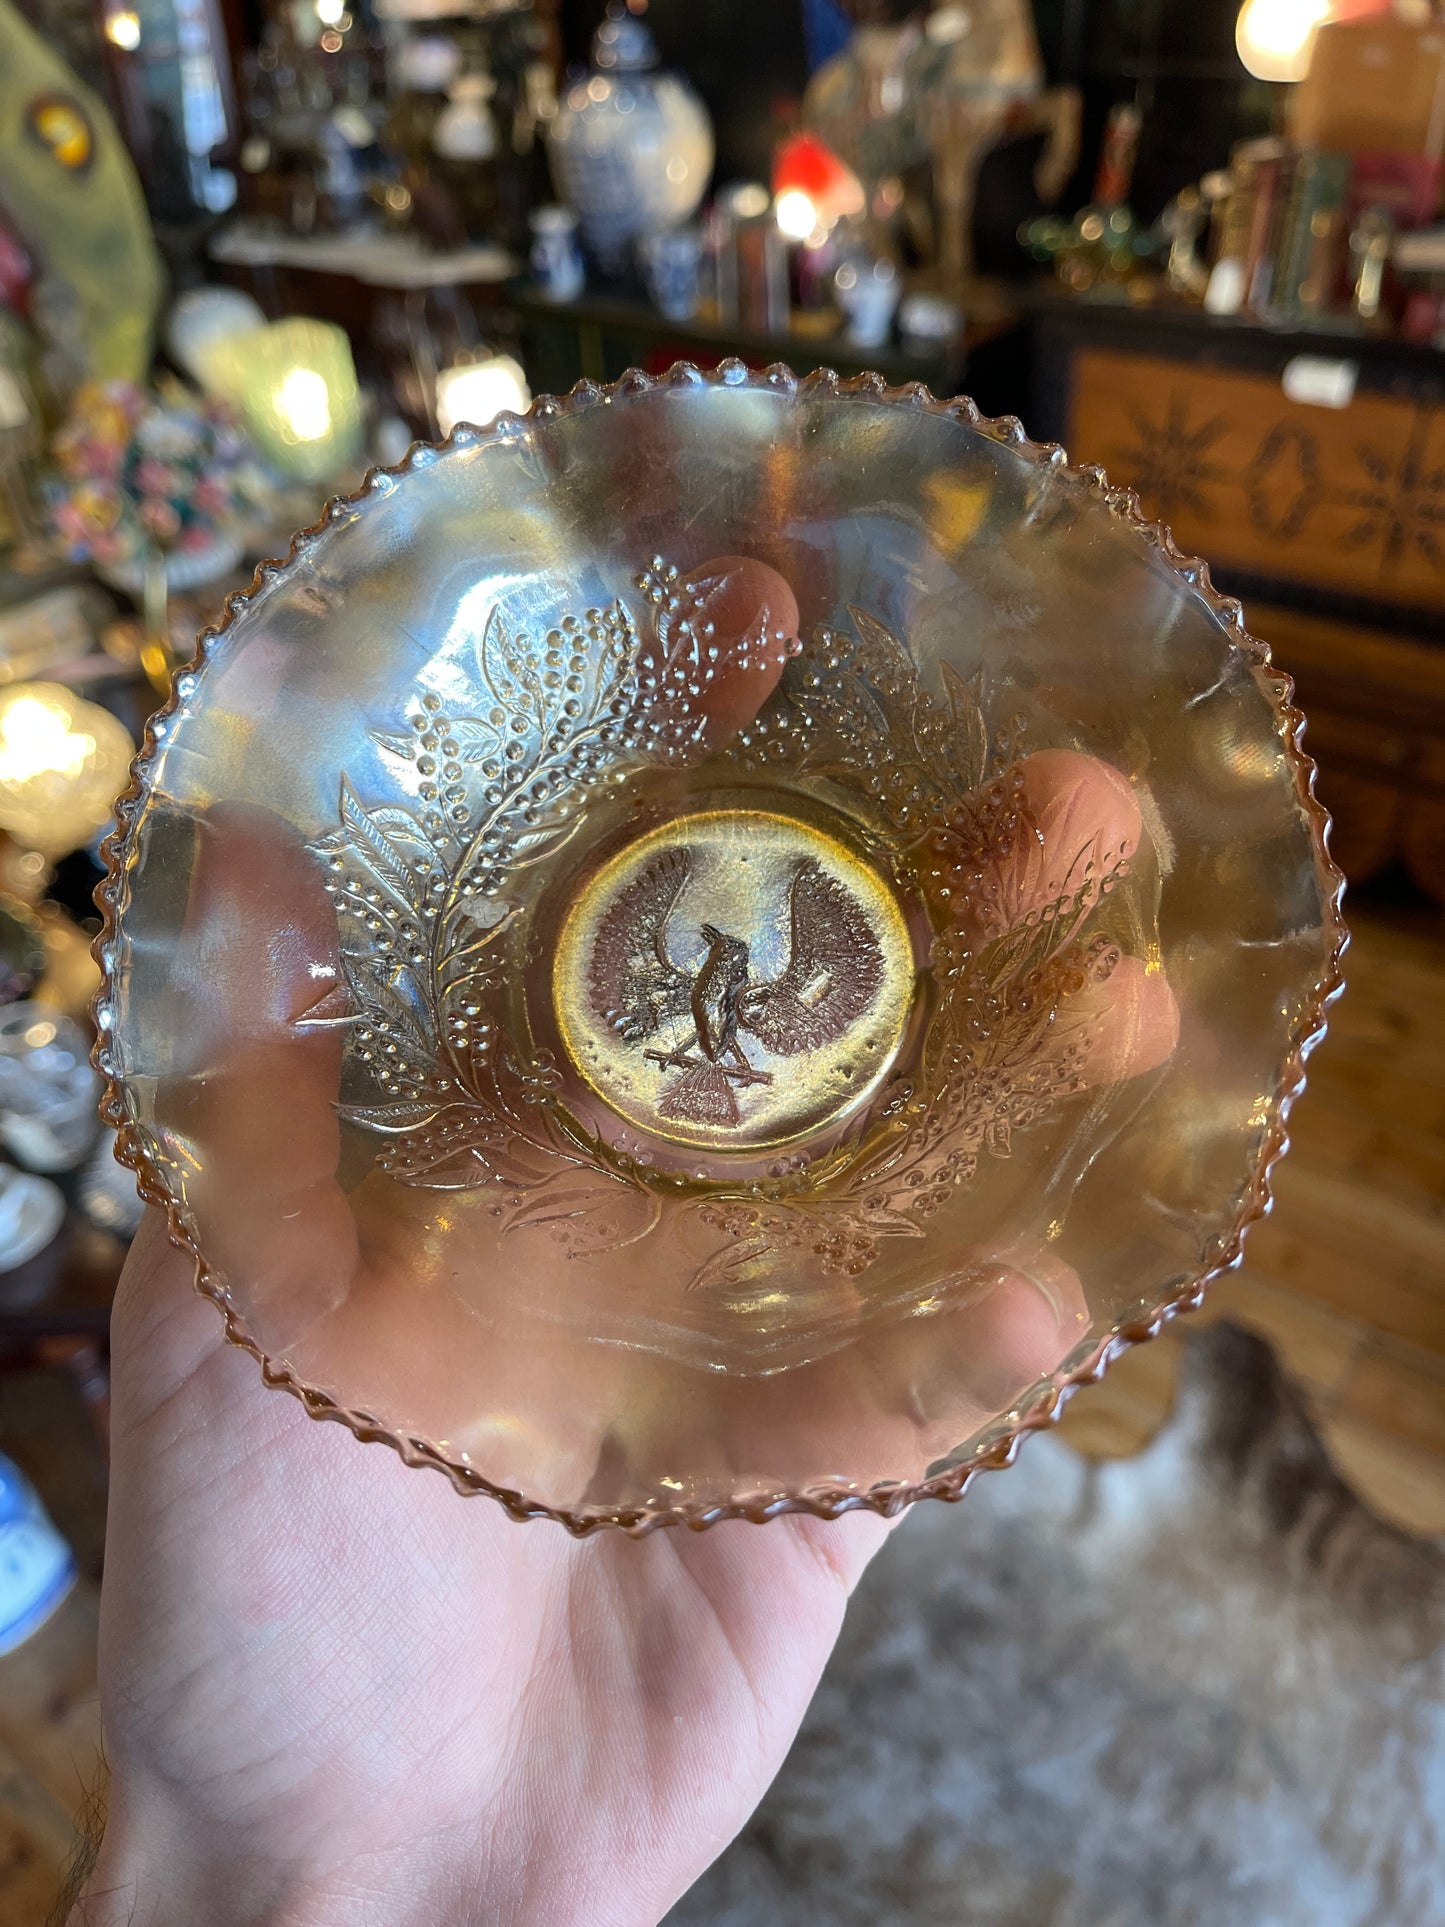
[741,859,883,1056]
[588,845,694,1042]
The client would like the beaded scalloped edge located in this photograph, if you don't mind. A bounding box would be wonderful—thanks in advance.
[90,359,1348,1536]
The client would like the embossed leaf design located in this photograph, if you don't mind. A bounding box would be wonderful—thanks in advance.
[847,605,911,675]
[940,662,988,793]
[502,816,587,872]
[371,730,418,764]
[337,1098,446,1132]
[337,780,429,910]
[477,606,544,720]
[685,1234,776,1293]
[843,609,906,733]
[856,1202,929,1239]
[337,951,430,1063]
[446,717,505,764]
[499,1173,662,1254]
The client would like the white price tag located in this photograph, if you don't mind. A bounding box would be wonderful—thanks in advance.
[1203,258,1246,316]
[1281,356,1358,410]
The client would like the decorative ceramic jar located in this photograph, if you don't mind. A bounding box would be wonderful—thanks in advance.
[529,204,586,303]
[639,225,705,320]
[835,257,900,347]
[546,8,713,275]
[0,1454,74,1655]
[433,73,499,164]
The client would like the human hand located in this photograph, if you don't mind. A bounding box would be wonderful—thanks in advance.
[77,1217,900,1927]
[75,560,1176,1925]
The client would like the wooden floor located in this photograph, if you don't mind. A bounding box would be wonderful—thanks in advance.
[0,882,1441,1924]
[1058,879,1445,1536]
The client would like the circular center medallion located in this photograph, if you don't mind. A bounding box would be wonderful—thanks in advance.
[552,808,915,1153]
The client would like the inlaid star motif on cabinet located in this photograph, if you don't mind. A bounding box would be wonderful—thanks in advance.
[1111,392,1230,524]
[1339,412,1445,575]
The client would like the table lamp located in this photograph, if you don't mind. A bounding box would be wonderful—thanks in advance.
[0,682,135,861]
[207,318,362,487]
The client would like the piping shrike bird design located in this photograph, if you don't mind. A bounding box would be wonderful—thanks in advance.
[587,846,885,1127]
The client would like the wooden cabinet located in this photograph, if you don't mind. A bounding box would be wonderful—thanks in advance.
[1233,604,1445,895]
[1068,347,1445,616]
[1031,299,1445,901]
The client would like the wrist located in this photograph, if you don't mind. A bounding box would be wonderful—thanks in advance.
[73,1785,298,1927]
[71,1764,680,1927]
[69,1772,589,1927]
[70,1780,338,1927]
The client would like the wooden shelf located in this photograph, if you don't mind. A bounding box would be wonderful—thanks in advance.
[510,282,1022,398]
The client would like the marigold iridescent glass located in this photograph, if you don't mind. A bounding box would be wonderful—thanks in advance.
[96,365,1344,1531]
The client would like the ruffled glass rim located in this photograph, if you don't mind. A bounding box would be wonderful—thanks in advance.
[91,361,1349,1535]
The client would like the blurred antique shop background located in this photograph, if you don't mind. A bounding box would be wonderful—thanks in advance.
[0,0,1442,1920]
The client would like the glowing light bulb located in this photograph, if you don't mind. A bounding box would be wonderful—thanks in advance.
[0,685,135,858]
[1235,0,1333,81]
[775,188,819,242]
[273,367,333,443]
[315,0,344,22]
[435,356,531,436]
[0,696,94,785]
[106,9,141,49]
[771,132,864,232]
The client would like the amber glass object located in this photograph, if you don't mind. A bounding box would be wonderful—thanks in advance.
[96,366,1344,1531]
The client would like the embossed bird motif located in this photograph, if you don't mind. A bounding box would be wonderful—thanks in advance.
[587,847,885,1128]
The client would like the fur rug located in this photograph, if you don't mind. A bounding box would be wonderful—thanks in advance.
[669,1326,1444,1927]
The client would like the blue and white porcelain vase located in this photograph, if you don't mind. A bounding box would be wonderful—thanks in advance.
[639,224,704,320]
[0,1454,75,1656]
[529,204,586,302]
[545,6,713,276]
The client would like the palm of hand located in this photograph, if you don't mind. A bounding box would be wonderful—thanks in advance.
[91,1214,888,1927]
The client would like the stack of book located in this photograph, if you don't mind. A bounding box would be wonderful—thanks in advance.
[1205,140,1353,323]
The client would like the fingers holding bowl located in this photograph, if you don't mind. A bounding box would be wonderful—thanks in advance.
[639,554,801,759]
[936,747,1179,1092]
[942,747,1142,954]
[671,745,1176,1508]
[638,573,1179,1104]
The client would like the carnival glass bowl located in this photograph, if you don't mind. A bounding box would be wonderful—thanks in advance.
[96,365,1344,1531]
